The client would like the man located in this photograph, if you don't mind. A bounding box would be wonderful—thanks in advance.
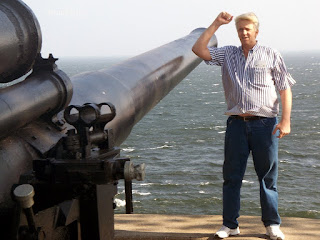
[192,12,295,240]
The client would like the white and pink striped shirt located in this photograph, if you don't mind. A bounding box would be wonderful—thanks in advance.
[205,43,296,117]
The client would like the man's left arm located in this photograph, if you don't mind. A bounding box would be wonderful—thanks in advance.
[272,88,292,138]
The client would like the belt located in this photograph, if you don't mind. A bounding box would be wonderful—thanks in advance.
[230,115,267,121]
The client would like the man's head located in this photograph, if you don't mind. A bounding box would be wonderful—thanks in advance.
[235,12,259,31]
[235,12,259,49]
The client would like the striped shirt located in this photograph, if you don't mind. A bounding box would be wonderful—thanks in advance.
[205,42,296,117]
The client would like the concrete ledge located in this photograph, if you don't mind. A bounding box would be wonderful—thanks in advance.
[115,214,320,240]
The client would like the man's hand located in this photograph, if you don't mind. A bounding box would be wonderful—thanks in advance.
[214,12,233,26]
[273,120,291,138]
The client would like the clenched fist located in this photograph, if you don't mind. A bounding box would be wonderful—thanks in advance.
[214,12,233,26]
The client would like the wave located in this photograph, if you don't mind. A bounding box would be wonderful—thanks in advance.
[122,147,135,152]
[146,145,173,150]
[132,190,151,196]
[114,198,126,207]
[282,209,320,219]
[242,180,255,184]
[200,182,210,186]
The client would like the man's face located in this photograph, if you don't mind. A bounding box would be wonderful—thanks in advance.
[236,20,259,47]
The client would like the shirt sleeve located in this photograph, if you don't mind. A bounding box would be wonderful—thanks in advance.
[204,46,228,66]
[272,51,296,91]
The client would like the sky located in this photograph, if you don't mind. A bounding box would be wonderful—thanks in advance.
[23,0,320,57]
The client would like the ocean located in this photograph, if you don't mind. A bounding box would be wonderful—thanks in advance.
[58,51,320,219]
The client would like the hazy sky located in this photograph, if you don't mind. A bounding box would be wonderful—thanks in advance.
[23,0,319,57]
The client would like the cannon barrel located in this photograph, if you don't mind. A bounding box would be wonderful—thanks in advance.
[0,1,219,237]
[68,28,217,146]
[0,0,42,83]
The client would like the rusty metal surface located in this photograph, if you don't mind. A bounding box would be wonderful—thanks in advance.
[0,0,41,83]
[68,28,217,146]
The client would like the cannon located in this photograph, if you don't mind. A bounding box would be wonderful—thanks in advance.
[0,0,217,239]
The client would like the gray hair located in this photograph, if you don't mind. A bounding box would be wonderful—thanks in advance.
[235,12,259,30]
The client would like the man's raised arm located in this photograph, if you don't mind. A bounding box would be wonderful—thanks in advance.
[192,12,233,61]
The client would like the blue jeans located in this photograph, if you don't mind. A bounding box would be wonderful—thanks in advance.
[223,116,281,228]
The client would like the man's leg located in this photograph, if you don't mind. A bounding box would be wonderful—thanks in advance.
[249,117,281,226]
[223,117,250,229]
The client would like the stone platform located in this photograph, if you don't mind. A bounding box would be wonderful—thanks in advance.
[115,214,320,240]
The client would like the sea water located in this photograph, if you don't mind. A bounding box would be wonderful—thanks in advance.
[58,51,320,219]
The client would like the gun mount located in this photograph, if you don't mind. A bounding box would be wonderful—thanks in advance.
[0,0,217,239]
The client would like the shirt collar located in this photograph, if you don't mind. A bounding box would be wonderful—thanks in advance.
[238,41,260,54]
